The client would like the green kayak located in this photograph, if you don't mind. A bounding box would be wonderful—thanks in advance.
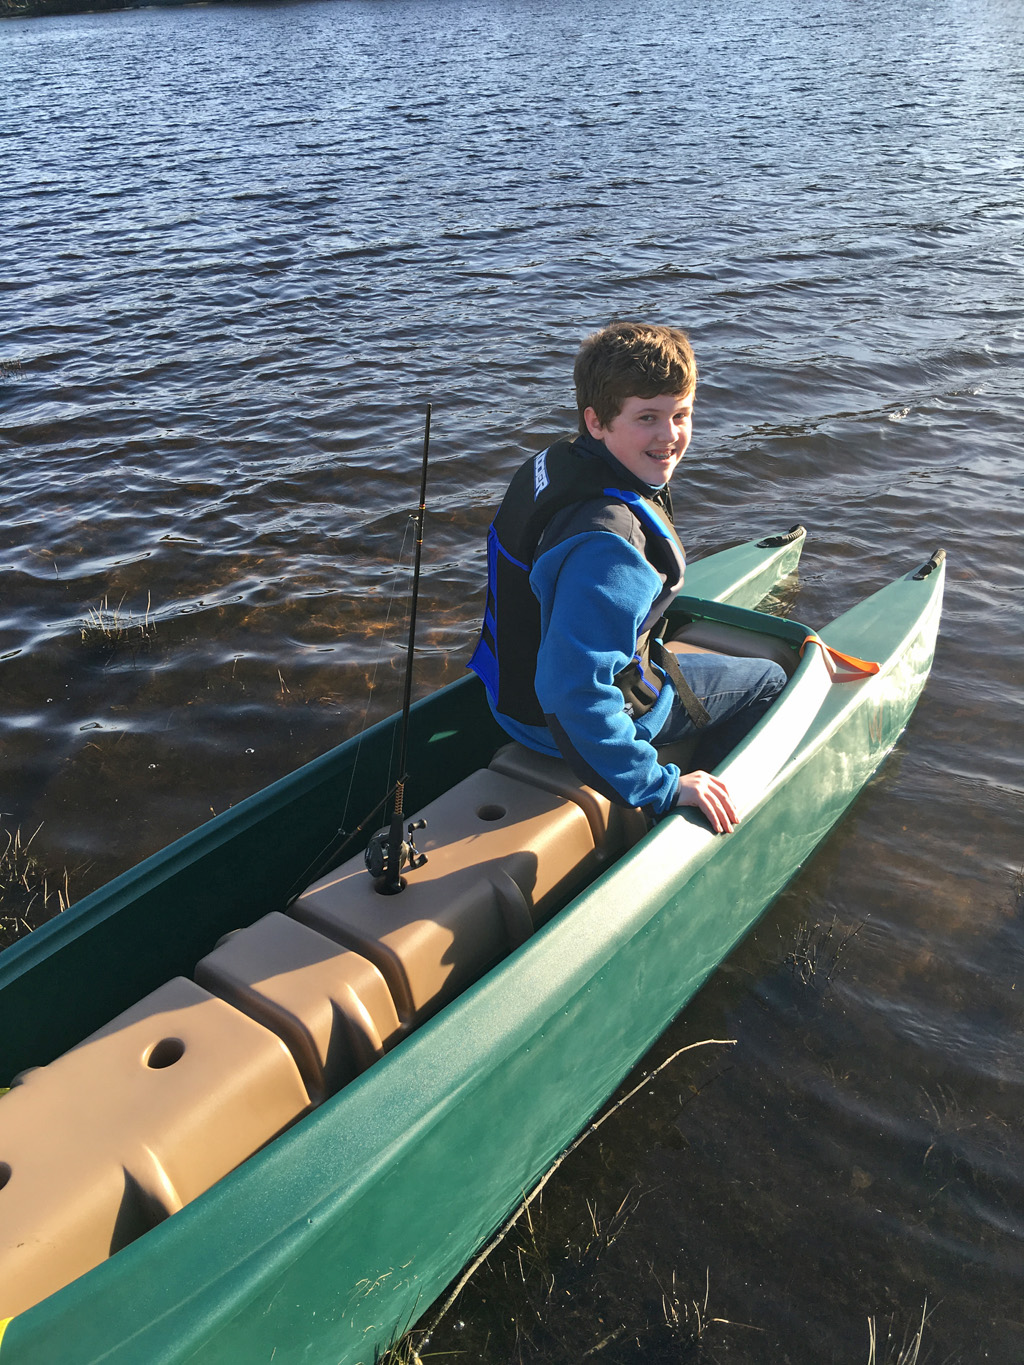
[0,527,944,1364]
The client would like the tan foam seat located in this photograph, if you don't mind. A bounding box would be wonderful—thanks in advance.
[666,619,799,677]
[487,743,650,853]
[292,767,599,1026]
[195,912,403,1102]
[0,977,309,1321]
[489,738,703,818]
[489,738,699,820]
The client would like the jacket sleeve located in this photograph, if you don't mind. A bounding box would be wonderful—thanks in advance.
[530,530,680,815]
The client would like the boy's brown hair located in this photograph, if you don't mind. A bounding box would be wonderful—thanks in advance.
[573,321,697,433]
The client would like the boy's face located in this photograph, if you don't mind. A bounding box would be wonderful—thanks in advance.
[583,392,694,487]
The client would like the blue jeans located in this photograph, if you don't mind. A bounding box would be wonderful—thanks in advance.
[655,653,788,772]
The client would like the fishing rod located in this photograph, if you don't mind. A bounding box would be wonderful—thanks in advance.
[364,404,432,894]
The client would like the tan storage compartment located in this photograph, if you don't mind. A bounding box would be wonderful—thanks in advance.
[0,976,309,1320]
[292,767,599,1025]
[196,911,403,1101]
[487,743,650,852]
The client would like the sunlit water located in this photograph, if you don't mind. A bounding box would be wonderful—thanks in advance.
[2,0,1023,1357]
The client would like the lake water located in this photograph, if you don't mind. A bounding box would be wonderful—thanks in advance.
[2,0,1023,1358]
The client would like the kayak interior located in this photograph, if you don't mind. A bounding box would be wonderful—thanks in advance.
[0,598,812,1323]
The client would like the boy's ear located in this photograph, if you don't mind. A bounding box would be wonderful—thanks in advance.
[583,406,605,439]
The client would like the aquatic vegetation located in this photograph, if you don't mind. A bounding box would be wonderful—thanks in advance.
[786,915,863,989]
[0,825,70,949]
[79,593,157,662]
[867,1300,931,1365]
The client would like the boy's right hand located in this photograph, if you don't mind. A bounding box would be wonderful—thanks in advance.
[675,771,739,835]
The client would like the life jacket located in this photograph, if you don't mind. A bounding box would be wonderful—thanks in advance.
[468,438,687,728]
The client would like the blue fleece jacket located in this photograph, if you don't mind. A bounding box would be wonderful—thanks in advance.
[490,444,683,816]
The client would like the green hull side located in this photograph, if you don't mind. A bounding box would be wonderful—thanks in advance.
[0,555,942,1365]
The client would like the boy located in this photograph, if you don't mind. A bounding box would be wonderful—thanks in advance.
[469,321,786,835]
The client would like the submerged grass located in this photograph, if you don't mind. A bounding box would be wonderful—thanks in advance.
[0,825,71,949]
[867,1301,932,1365]
[786,915,863,989]
[79,593,157,661]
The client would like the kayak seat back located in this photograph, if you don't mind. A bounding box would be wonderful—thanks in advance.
[488,743,650,854]
[195,912,404,1103]
[665,619,800,677]
[292,768,600,1027]
[0,977,310,1321]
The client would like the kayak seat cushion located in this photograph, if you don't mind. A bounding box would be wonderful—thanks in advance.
[195,912,403,1103]
[291,768,601,1027]
[664,619,799,677]
[488,743,650,855]
[0,977,310,1322]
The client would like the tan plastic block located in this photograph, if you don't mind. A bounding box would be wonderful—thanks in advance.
[487,743,649,853]
[0,977,309,1320]
[292,768,599,1024]
[195,911,403,1101]
[666,620,798,676]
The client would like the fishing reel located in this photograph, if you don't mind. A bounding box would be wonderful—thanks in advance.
[364,818,428,889]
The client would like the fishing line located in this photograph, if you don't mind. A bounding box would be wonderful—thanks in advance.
[338,511,418,837]
[285,517,417,902]
[286,418,431,901]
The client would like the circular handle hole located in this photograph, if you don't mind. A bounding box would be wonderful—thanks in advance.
[476,804,507,822]
[0,1162,12,1191]
[146,1037,185,1070]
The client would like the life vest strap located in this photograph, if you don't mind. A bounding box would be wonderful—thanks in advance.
[800,634,880,682]
[650,638,711,728]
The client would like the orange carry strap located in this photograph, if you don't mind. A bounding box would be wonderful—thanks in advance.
[800,634,880,683]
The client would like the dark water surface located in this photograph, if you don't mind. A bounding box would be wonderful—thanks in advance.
[2,0,1023,1358]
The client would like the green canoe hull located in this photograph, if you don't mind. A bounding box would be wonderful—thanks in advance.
[0,531,945,1365]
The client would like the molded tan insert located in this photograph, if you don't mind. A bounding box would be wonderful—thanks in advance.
[0,977,309,1320]
[487,743,649,853]
[292,768,598,1025]
[666,620,798,676]
[195,911,403,1101]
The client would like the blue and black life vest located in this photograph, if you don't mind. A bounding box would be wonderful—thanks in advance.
[468,437,687,728]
